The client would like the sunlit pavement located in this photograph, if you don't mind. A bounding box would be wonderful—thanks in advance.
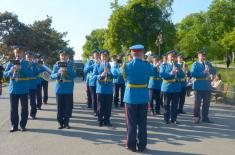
[0,81,235,155]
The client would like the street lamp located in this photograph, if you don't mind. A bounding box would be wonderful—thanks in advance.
[155,33,163,56]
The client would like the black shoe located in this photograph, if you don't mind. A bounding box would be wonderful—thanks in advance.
[21,128,27,132]
[127,147,137,152]
[58,126,64,129]
[44,102,47,105]
[164,120,170,124]
[37,107,42,110]
[10,128,19,133]
[94,113,98,117]
[99,122,103,127]
[171,121,180,124]
[31,116,36,120]
[155,111,161,115]
[202,119,213,123]
[194,117,200,124]
[138,147,146,152]
[65,125,71,129]
[178,110,186,114]
[87,105,92,108]
[105,122,112,127]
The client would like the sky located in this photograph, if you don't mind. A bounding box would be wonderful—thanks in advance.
[0,0,212,59]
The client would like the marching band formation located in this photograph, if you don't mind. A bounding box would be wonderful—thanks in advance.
[2,43,216,152]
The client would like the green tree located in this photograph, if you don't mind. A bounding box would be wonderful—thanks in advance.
[29,16,70,63]
[104,0,176,55]
[0,12,72,64]
[0,11,32,61]
[207,0,235,40]
[176,13,210,58]
[82,29,106,58]
[220,27,235,53]
[176,0,235,58]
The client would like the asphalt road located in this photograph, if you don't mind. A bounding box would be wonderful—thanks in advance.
[0,81,235,155]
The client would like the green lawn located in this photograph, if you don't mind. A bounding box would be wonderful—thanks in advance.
[212,60,235,67]
[216,68,235,85]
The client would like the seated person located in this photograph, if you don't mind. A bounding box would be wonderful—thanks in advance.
[211,74,223,94]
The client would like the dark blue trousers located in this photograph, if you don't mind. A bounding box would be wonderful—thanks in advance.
[194,90,211,120]
[163,92,180,122]
[178,87,186,113]
[89,86,97,113]
[97,94,112,124]
[29,89,37,117]
[10,94,28,129]
[113,83,125,107]
[36,84,42,109]
[125,104,148,150]
[86,84,92,107]
[0,83,2,95]
[149,89,162,112]
[41,80,48,103]
[68,93,73,117]
[56,94,73,127]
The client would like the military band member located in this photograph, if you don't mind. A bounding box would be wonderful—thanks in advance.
[25,51,39,119]
[176,53,190,114]
[127,53,133,62]
[93,50,117,127]
[162,53,167,64]
[160,50,184,124]
[110,55,117,67]
[41,58,49,105]
[160,53,167,108]
[148,55,162,115]
[3,45,29,132]
[51,49,77,129]
[123,44,153,152]
[84,53,95,108]
[35,54,45,110]
[191,49,216,123]
[112,55,125,108]
[87,50,100,116]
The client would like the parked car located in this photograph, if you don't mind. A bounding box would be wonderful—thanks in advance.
[73,60,84,77]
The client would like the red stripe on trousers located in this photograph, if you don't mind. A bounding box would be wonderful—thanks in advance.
[125,104,128,147]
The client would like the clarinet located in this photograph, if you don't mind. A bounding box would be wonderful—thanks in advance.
[59,63,66,82]
[173,62,178,82]
[104,61,108,84]
[12,57,20,80]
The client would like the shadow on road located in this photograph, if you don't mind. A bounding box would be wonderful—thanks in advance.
[27,101,235,155]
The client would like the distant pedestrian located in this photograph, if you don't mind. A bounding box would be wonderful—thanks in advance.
[226,53,231,69]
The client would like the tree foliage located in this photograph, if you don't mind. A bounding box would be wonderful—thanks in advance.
[104,0,176,55]
[176,0,235,58]
[0,12,73,64]
[82,29,106,58]
[82,0,175,57]
[220,27,235,52]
